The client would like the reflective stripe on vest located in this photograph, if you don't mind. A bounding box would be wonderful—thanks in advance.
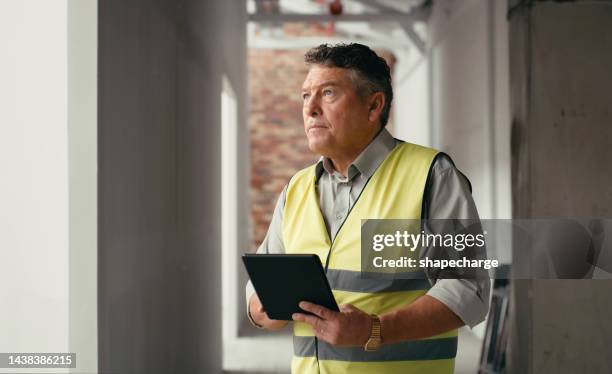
[282,142,458,374]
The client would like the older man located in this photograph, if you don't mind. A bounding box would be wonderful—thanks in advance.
[245,43,490,374]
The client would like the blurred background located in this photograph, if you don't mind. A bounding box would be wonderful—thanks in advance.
[1,0,611,373]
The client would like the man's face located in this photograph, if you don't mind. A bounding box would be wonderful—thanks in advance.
[301,65,375,158]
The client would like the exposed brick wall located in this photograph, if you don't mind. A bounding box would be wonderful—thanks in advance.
[249,49,314,251]
[249,46,395,251]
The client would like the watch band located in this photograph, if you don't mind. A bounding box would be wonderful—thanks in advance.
[370,314,381,338]
[364,314,382,351]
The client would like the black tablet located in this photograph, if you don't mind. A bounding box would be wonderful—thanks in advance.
[242,254,339,320]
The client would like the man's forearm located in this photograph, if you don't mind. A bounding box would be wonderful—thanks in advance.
[379,295,464,345]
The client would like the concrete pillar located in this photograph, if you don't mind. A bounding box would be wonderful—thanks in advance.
[508,1,612,373]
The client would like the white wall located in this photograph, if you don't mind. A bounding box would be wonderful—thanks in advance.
[0,1,98,373]
[97,1,247,372]
[0,0,70,362]
[428,0,511,221]
[68,0,98,372]
[393,47,431,147]
[430,0,492,218]
[491,0,512,221]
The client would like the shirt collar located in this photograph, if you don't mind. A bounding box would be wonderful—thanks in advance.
[315,128,398,181]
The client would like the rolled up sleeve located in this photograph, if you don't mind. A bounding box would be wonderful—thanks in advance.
[427,278,490,328]
[422,154,491,328]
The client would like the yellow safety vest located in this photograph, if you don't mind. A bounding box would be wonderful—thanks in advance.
[282,142,458,374]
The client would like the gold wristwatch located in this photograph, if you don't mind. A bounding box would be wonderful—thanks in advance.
[364,314,382,351]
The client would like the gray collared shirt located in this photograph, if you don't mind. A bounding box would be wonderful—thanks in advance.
[246,128,490,328]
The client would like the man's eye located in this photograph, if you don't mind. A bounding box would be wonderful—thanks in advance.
[302,93,310,100]
[323,89,333,96]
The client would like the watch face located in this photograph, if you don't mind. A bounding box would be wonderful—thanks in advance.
[365,337,381,351]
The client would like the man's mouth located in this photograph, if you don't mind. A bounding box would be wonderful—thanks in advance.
[308,124,328,131]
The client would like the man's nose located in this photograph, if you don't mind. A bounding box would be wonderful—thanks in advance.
[305,95,322,117]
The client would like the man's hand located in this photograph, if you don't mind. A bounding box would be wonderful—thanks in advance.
[292,301,372,347]
[249,293,288,331]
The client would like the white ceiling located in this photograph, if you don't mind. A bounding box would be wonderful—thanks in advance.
[247,0,429,54]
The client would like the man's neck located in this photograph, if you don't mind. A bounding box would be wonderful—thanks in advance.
[328,156,355,178]
[326,128,383,177]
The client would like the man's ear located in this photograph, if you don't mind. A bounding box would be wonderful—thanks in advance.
[368,92,385,123]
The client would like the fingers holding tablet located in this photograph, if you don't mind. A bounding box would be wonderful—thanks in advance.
[249,293,288,331]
